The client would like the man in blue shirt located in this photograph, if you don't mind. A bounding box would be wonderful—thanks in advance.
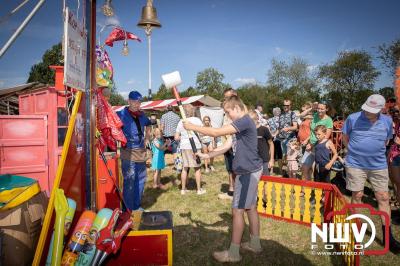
[342,94,400,253]
[117,91,151,211]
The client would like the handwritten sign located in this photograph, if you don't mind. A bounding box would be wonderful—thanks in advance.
[64,7,87,91]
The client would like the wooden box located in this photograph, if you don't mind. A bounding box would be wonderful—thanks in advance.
[107,211,173,266]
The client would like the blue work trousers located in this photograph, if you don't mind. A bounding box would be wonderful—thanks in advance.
[121,159,147,210]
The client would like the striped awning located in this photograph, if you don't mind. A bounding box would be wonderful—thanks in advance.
[112,95,221,112]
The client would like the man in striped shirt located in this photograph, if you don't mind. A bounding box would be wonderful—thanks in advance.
[161,105,181,158]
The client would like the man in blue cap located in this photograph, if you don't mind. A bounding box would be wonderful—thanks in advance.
[117,90,151,210]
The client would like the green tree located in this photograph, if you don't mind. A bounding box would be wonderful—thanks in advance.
[152,84,174,100]
[195,68,229,100]
[27,43,63,84]
[237,84,268,109]
[267,58,288,91]
[266,57,319,110]
[108,87,127,106]
[180,86,199,97]
[378,86,395,100]
[27,43,127,105]
[378,38,400,75]
[319,50,380,114]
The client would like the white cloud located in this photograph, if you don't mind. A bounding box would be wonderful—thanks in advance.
[127,79,136,85]
[275,47,283,54]
[234,78,257,85]
[307,65,318,72]
[96,15,121,31]
[105,16,121,27]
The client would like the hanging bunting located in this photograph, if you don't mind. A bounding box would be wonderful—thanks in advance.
[104,27,141,47]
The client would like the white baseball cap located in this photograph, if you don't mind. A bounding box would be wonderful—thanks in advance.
[361,94,386,114]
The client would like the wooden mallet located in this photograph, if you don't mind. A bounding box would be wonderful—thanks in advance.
[162,71,201,164]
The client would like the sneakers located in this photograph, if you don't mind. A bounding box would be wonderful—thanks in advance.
[181,189,206,195]
[210,165,215,171]
[205,168,210,173]
[241,242,263,253]
[213,250,241,263]
[197,189,207,195]
[218,192,233,200]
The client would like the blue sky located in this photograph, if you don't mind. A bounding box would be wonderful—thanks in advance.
[0,0,399,98]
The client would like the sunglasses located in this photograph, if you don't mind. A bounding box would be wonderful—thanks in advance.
[283,105,291,107]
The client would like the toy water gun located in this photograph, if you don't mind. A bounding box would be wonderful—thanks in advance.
[90,209,133,266]
[75,208,113,266]
[46,197,76,266]
[48,189,68,266]
[61,210,96,266]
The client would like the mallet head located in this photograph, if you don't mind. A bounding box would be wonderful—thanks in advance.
[161,71,182,89]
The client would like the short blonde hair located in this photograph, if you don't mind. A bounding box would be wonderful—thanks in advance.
[223,95,246,112]
[314,124,327,133]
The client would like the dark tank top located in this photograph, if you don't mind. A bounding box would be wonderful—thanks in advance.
[315,140,330,166]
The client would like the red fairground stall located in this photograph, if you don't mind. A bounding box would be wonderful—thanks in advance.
[0,1,176,264]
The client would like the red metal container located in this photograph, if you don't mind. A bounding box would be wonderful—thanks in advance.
[18,87,66,194]
[0,115,49,191]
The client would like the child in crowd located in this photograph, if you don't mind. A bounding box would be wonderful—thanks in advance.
[314,125,338,183]
[201,116,215,173]
[151,128,169,189]
[249,110,274,175]
[287,139,300,178]
[183,96,263,263]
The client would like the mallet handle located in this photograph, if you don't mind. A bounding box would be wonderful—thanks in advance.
[172,86,201,164]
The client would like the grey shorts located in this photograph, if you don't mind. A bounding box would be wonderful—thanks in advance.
[232,168,262,209]
[345,167,389,192]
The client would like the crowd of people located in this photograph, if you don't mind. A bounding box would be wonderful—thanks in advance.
[116,89,400,261]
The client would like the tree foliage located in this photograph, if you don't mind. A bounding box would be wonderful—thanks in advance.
[180,86,199,97]
[152,84,174,100]
[195,68,230,100]
[378,38,400,76]
[266,57,319,111]
[237,84,268,109]
[27,43,126,105]
[27,43,63,84]
[378,86,395,100]
[319,50,380,114]
[108,87,127,106]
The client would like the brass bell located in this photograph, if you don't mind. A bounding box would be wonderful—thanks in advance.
[137,0,161,28]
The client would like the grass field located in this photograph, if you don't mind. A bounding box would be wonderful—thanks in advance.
[141,155,400,265]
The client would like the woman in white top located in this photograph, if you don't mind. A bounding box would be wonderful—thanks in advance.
[175,104,206,195]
